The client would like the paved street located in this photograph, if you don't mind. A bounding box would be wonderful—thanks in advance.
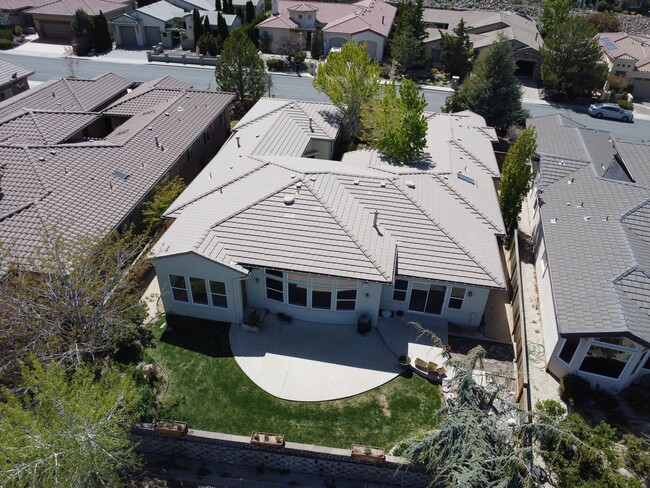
[1,51,648,143]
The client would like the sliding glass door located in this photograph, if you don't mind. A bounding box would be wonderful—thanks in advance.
[408,283,447,315]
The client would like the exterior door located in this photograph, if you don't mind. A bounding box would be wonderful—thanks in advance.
[408,283,447,315]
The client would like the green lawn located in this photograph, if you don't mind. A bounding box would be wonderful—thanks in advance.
[145,315,441,450]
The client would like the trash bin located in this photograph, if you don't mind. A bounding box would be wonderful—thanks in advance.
[357,313,371,335]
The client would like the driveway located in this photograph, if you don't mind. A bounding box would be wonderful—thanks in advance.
[230,315,401,402]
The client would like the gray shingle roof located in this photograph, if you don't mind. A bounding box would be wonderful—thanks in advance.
[153,99,505,289]
[527,114,650,346]
[0,59,33,88]
[0,75,234,273]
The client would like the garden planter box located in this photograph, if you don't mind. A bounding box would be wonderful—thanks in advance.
[241,307,266,332]
[250,431,285,448]
[351,444,385,463]
[153,419,188,437]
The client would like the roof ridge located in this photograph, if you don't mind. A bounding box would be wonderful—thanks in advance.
[620,197,650,222]
[393,179,503,287]
[235,101,292,130]
[28,110,50,144]
[61,78,85,110]
[451,140,497,177]
[432,173,502,232]
[306,177,392,281]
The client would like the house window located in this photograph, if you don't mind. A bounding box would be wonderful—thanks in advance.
[558,338,580,364]
[541,251,548,276]
[299,14,302,18]
[312,288,332,309]
[169,275,188,302]
[220,112,225,125]
[186,147,193,162]
[448,287,465,309]
[336,289,356,310]
[578,338,636,379]
[393,279,408,301]
[409,283,446,315]
[189,277,209,305]
[210,280,228,308]
[533,196,539,216]
[266,269,284,302]
[203,131,210,144]
[288,282,308,307]
[643,354,650,371]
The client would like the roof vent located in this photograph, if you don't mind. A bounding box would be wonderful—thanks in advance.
[177,106,183,112]
[284,194,295,205]
[567,178,574,185]
[405,180,415,189]
[550,218,558,224]
[565,202,571,206]
[38,156,45,162]
[164,112,170,116]
[602,216,609,222]
[559,160,566,166]
[148,126,153,131]
[310,176,316,181]
[353,179,360,185]
[583,216,592,221]
[380,181,386,188]
[113,170,131,181]
[50,150,56,155]
[290,174,296,179]
[576,202,583,208]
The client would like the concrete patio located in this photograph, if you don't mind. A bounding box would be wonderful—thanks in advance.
[230,314,403,402]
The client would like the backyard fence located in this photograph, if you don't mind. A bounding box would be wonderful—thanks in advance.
[132,425,433,487]
[507,229,532,412]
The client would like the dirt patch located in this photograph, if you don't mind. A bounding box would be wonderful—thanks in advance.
[378,393,391,418]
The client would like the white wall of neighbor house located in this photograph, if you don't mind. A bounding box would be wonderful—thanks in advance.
[245,268,383,326]
[153,253,245,323]
[378,277,491,327]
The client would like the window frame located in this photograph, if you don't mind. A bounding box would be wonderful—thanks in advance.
[209,280,228,308]
[264,270,358,311]
[448,287,465,310]
[189,277,209,306]
[578,338,636,380]
[169,274,189,303]
[392,279,408,302]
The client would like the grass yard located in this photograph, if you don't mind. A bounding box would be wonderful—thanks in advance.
[145,315,441,450]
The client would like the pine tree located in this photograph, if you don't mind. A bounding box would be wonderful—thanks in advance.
[440,18,474,79]
[203,14,211,36]
[310,28,324,60]
[192,8,203,48]
[217,12,229,41]
[245,0,255,23]
[236,6,244,20]
[215,0,221,10]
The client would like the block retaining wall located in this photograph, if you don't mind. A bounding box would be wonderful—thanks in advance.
[132,425,432,486]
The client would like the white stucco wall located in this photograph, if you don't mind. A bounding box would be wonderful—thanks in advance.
[152,252,246,323]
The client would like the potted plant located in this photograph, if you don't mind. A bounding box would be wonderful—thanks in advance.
[242,310,262,331]
[399,354,411,367]
[414,358,428,371]
[351,444,385,463]
[250,431,285,448]
[153,419,188,437]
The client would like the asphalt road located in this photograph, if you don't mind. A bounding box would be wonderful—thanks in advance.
[2,52,648,143]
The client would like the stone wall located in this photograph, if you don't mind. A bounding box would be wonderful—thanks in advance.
[132,426,433,487]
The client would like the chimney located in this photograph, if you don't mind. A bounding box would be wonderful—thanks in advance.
[272,0,278,15]
[309,118,313,132]
[373,210,379,227]
[236,136,241,148]
[155,136,159,147]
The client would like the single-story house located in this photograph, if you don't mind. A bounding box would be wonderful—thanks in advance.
[599,32,650,100]
[0,73,234,274]
[182,9,239,42]
[149,99,507,333]
[256,0,396,60]
[0,0,52,29]
[110,0,187,48]
[526,113,650,392]
[25,0,131,40]
[0,58,33,101]
[423,9,542,78]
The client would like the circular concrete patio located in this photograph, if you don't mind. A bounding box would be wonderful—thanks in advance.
[230,316,402,402]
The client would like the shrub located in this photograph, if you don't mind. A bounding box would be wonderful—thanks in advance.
[623,385,650,413]
[607,73,628,93]
[536,399,566,417]
[266,58,286,71]
[380,63,391,79]
[0,38,12,49]
[0,29,12,40]
[586,11,621,32]
[617,99,633,110]
[559,374,592,407]
[623,434,650,479]
[596,1,614,11]
[13,25,22,36]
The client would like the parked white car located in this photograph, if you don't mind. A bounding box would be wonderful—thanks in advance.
[588,103,634,122]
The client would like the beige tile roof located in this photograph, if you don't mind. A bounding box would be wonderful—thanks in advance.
[0,110,98,144]
[26,0,128,16]
[0,0,50,11]
[0,75,234,272]
[599,33,650,72]
[153,99,505,289]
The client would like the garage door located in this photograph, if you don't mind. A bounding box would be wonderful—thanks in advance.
[119,26,138,46]
[364,41,378,59]
[40,20,72,39]
[328,37,346,51]
[144,26,161,47]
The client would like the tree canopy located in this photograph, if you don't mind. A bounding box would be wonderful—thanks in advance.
[540,16,608,100]
[215,28,266,106]
[442,35,527,133]
[313,40,381,139]
[539,0,573,37]
[217,12,229,41]
[245,0,255,23]
[391,0,426,72]
[440,18,474,79]
[0,360,141,488]
[361,79,427,164]
[499,126,537,233]
[311,28,324,60]
[192,8,202,48]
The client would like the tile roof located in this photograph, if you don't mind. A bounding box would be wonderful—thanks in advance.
[0,0,50,11]
[135,0,185,21]
[0,73,134,121]
[257,0,395,37]
[615,141,650,187]
[0,59,33,88]
[0,75,234,273]
[153,99,505,289]
[26,0,129,16]
[599,33,650,71]
[527,114,650,346]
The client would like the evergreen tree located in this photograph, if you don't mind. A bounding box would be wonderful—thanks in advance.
[442,35,527,133]
[310,28,324,60]
[217,12,229,41]
[141,175,187,233]
[236,5,244,20]
[197,32,219,55]
[540,16,608,100]
[100,12,112,51]
[215,0,221,10]
[540,0,573,37]
[203,14,211,35]
[192,8,203,48]
[245,0,255,23]
[215,28,266,105]
[71,8,92,55]
[499,127,536,233]
[391,0,425,71]
[440,18,474,79]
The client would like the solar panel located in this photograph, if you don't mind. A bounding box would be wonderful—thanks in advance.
[601,36,618,52]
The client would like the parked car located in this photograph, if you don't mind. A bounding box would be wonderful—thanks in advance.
[588,103,634,122]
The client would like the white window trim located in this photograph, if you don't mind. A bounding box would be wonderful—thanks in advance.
[577,338,637,381]
[169,274,189,303]
[264,270,358,311]
[189,277,210,307]
[390,277,465,316]
[209,280,228,309]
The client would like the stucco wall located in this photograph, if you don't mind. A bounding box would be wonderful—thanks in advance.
[323,31,385,60]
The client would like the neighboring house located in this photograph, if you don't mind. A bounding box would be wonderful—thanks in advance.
[423,9,542,78]
[0,73,234,274]
[256,0,396,60]
[526,113,650,392]
[0,58,33,101]
[25,0,131,40]
[599,32,650,100]
[149,98,506,333]
[182,9,239,41]
[0,0,52,29]
[110,0,187,48]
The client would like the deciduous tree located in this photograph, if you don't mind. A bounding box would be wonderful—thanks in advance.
[361,79,427,163]
[215,28,266,105]
[277,29,304,70]
[0,360,141,488]
[440,18,474,79]
[313,40,381,139]
[540,17,608,100]
[499,126,536,233]
[442,35,527,132]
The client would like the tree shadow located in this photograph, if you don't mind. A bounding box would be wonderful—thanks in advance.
[159,313,233,358]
